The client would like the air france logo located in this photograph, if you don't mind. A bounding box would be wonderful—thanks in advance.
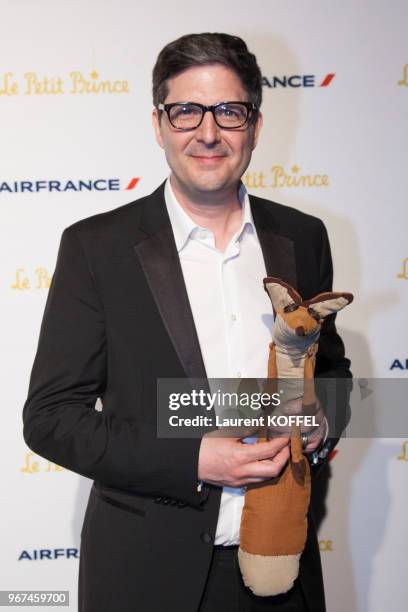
[18,548,79,561]
[0,177,140,194]
[390,359,408,371]
[262,73,335,88]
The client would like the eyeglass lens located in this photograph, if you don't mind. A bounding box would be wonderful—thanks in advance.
[169,103,249,129]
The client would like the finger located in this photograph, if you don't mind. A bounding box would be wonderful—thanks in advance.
[235,476,275,486]
[244,446,290,479]
[303,419,326,452]
[304,436,323,452]
[242,436,290,461]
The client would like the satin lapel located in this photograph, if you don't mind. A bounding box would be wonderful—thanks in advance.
[133,187,207,381]
[250,196,298,290]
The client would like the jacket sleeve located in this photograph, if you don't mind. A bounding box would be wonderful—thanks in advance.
[311,220,353,470]
[22,226,205,508]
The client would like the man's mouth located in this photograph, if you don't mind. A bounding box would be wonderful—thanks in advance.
[191,155,226,164]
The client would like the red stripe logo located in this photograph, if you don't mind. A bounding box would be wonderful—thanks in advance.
[320,73,335,87]
[125,177,140,190]
[328,450,338,462]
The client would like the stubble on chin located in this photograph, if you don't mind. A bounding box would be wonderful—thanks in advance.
[183,171,235,196]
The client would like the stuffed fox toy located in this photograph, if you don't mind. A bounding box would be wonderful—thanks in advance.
[238,277,353,596]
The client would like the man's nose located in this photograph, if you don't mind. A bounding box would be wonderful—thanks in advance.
[195,110,221,144]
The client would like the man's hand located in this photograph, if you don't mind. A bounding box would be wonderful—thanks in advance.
[197,435,290,488]
[262,396,328,454]
[303,413,328,453]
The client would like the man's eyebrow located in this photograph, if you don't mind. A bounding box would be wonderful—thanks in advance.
[163,100,250,105]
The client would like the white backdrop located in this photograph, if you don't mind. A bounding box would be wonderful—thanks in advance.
[1,1,407,610]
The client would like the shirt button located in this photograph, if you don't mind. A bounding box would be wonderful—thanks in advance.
[200,532,213,544]
[231,313,237,322]
[236,371,242,378]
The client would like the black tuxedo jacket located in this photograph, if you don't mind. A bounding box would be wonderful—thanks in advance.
[23,181,351,612]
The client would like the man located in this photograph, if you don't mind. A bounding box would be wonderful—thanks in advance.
[23,33,351,612]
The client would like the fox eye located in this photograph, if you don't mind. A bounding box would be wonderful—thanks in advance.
[284,303,299,313]
[307,306,321,321]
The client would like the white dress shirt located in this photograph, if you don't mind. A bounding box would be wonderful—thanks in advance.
[164,177,275,545]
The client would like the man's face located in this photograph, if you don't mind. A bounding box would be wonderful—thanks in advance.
[152,63,262,198]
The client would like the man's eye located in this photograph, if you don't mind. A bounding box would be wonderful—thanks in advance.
[218,106,238,118]
[171,105,200,119]
[220,108,236,117]
[179,106,194,115]
[216,104,246,120]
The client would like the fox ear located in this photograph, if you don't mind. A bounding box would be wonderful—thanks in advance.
[263,277,302,312]
[306,292,353,319]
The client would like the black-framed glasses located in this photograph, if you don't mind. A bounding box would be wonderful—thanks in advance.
[158,101,258,130]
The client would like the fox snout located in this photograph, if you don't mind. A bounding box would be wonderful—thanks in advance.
[280,306,320,337]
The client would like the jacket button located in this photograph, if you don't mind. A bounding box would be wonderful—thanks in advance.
[200,532,213,544]
[162,497,171,504]
[154,497,162,504]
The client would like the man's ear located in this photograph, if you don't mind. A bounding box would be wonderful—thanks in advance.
[152,108,164,149]
[252,111,263,150]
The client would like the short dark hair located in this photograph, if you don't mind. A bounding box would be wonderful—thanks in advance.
[152,32,262,110]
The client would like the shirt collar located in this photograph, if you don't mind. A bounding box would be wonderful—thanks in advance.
[164,176,255,253]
